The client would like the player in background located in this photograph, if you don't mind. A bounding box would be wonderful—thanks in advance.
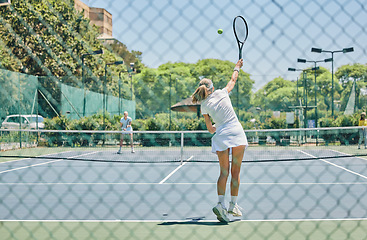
[117,111,135,153]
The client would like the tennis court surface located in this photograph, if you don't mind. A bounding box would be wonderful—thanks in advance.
[1,129,367,239]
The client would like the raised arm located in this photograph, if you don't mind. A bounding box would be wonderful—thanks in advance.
[225,59,243,94]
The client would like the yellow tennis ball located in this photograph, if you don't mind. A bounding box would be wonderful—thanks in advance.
[217,29,223,34]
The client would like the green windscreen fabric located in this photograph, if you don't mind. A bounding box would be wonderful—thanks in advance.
[60,83,136,120]
[0,69,39,121]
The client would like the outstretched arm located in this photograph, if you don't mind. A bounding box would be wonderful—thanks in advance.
[225,59,243,94]
[204,114,216,134]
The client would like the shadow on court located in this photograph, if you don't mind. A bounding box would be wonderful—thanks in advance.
[159,221,228,226]
[158,218,241,226]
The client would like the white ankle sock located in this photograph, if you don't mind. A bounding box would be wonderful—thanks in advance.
[218,195,225,207]
[231,196,237,204]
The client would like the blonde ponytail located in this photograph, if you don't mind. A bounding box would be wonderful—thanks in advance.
[192,85,210,103]
[192,78,213,103]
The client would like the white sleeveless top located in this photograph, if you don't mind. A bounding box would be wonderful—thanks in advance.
[201,88,248,153]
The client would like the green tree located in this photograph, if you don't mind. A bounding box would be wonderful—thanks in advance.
[0,0,144,118]
[336,64,367,111]
[1,0,99,76]
[0,0,130,93]
[133,59,254,119]
[253,77,295,111]
[104,40,144,72]
[336,63,367,86]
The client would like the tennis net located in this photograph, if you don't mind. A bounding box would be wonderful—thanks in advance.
[1,127,366,163]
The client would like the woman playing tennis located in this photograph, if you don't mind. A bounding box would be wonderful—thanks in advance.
[192,59,248,223]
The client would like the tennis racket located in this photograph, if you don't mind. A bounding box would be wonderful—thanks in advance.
[233,15,249,60]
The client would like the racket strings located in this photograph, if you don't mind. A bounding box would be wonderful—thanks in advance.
[233,15,248,59]
[235,20,248,42]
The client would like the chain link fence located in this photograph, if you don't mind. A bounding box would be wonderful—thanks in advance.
[1,0,367,239]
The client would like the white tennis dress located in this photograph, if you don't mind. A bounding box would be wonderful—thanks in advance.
[201,88,248,153]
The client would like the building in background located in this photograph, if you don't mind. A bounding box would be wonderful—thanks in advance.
[74,0,113,39]
[74,0,89,18]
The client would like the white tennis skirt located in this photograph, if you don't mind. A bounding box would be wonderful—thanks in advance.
[211,121,248,153]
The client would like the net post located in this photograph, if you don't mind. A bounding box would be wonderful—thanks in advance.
[180,132,184,164]
[18,73,22,149]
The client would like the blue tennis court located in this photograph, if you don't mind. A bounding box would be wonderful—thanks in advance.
[1,147,367,222]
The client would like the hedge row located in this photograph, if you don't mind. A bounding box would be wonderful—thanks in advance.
[42,111,364,147]
[43,113,209,147]
[44,113,210,131]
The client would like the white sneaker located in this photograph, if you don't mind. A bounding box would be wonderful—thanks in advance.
[212,203,229,223]
[131,149,135,153]
[228,202,242,217]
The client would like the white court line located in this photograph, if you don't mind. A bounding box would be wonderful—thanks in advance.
[0,159,62,174]
[1,182,367,186]
[0,151,100,174]
[1,217,367,223]
[159,156,193,184]
[298,150,367,180]
[330,149,367,162]
[0,150,75,165]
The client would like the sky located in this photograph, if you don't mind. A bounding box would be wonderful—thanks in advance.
[82,0,367,91]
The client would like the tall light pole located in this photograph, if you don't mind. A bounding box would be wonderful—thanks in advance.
[129,63,135,101]
[288,67,319,128]
[117,63,135,119]
[104,61,124,132]
[311,47,354,117]
[118,62,135,114]
[81,49,103,116]
[118,71,123,116]
[297,58,331,129]
[169,73,172,130]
